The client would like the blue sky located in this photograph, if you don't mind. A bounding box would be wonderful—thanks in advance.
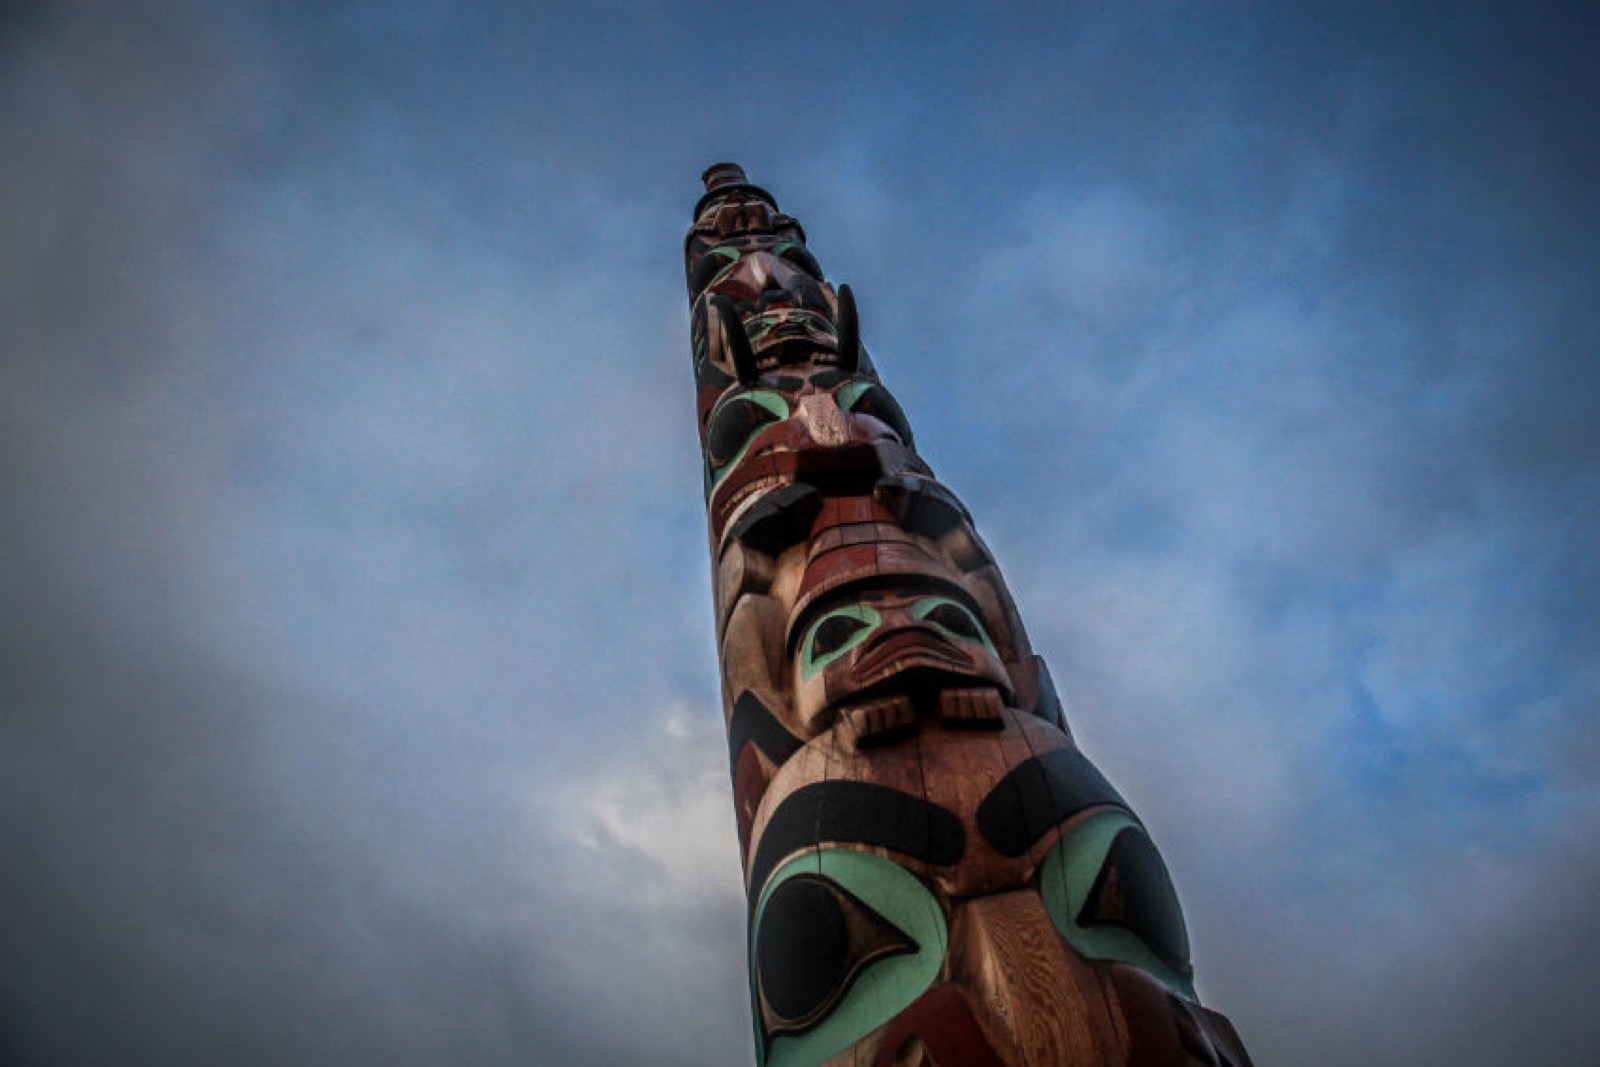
[2,2,1596,1064]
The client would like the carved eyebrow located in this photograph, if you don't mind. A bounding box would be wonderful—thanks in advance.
[975,748,1132,858]
[749,781,965,904]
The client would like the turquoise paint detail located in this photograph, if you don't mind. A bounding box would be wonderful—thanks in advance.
[835,379,873,411]
[747,314,781,341]
[746,311,823,340]
[909,596,999,658]
[1038,810,1197,1001]
[698,245,742,295]
[707,389,791,488]
[744,391,791,418]
[834,379,914,448]
[800,604,881,680]
[754,850,946,1067]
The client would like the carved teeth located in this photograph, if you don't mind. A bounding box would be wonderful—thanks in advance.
[838,695,917,749]
[719,471,785,529]
[938,687,1005,729]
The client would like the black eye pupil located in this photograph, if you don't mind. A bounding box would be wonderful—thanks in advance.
[757,877,850,1023]
[812,614,868,659]
[706,398,780,468]
[755,874,919,1034]
[926,603,979,640]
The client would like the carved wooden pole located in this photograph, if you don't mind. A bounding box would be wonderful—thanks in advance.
[684,163,1252,1067]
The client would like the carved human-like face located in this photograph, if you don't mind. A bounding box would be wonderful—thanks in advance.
[790,586,1011,735]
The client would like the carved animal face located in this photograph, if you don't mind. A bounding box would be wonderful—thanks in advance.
[741,711,1243,1067]
[701,367,921,545]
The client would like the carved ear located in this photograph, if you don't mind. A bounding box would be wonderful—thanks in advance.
[836,284,860,373]
[710,295,759,385]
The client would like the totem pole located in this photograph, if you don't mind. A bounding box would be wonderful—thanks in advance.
[683,163,1252,1067]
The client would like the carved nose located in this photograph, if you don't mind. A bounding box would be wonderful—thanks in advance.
[797,393,850,447]
[791,394,890,497]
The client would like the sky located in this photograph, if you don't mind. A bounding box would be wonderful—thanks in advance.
[2,2,1596,1064]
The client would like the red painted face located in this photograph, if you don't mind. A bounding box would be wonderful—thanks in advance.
[702,369,924,545]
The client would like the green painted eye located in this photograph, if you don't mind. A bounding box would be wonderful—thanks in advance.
[1038,809,1196,1000]
[910,597,996,655]
[836,380,914,447]
[689,246,741,296]
[800,604,881,679]
[752,850,946,1066]
[705,389,789,486]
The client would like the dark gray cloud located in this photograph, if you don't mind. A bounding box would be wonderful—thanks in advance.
[2,5,734,1064]
[3,2,1596,1065]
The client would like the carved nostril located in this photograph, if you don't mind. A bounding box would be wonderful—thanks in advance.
[792,442,885,495]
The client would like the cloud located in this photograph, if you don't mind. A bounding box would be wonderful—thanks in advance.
[940,33,1600,1058]
[536,707,750,1065]
[0,6,726,1064]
